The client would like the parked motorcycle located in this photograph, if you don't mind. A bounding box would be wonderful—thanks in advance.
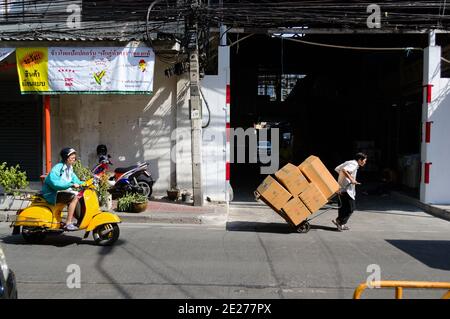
[11,178,121,246]
[107,162,154,200]
[92,145,154,200]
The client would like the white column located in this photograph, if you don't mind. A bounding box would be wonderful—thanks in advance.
[420,33,450,204]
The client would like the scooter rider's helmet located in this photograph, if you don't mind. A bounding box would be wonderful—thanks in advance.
[60,147,77,162]
[96,144,108,156]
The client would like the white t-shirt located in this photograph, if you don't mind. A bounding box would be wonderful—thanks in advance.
[60,164,78,194]
[335,160,359,200]
[61,164,73,184]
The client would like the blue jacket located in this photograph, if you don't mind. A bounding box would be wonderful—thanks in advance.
[42,162,83,205]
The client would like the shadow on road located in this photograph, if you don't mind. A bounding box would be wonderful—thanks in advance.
[386,240,450,271]
[1,234,126,247]
[226,221,340,234]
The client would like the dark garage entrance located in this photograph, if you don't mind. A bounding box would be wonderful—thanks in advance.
[230,34,427,201]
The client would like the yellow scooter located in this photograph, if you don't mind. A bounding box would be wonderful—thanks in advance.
[10,178,121,246]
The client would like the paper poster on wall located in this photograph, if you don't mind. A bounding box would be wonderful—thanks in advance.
[16,48,50,93]
[16,46,155,94]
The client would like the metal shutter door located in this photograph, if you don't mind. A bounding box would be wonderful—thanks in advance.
[0,82,42,180]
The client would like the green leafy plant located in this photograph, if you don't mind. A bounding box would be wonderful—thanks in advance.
[117,192,148,212]
[72,160,112,206]
[0,162,29,195]
[97,173,111,207]
[73,160,93,181]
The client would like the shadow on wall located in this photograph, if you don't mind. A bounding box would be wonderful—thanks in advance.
[386,240,450,271]
[147,157,159,182]
[97,68,175,193]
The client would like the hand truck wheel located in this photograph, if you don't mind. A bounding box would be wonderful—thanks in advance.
[296,221,311,233]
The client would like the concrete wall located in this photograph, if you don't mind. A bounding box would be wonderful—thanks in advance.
[51,58,178,196]
[201,47,229,202]
[50,46,230,201]
[421,45,450,204]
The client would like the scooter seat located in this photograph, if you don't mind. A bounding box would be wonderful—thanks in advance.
[114,165,138,174]
[32,193,47,202]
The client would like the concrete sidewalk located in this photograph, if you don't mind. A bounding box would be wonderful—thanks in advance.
[1,191,449,226]
[0,199,229,226]
[391,191,450,222]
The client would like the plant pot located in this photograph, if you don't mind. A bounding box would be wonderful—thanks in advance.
[131,202,148,213]
[167,189,180,201]
[100,194,113,211]
[181,193,192,202]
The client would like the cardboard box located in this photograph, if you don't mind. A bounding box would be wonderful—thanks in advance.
[299,183,328,213]
[298,155,340,199]
[274,163,310,196]
[281,197,311,226]
[256,175,292,211]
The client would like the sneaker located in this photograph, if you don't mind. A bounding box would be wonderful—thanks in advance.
[341,224,350,230]
[65,223,78,231]
[332,219,343,232]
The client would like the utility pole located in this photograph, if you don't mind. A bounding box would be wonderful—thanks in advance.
[188,0,204,206]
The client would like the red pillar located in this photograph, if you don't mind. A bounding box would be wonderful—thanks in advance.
[44,96,51,174]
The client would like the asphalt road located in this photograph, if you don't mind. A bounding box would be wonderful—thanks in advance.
[0,196,449,299]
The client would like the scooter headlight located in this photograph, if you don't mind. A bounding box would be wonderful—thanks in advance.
[0,246,10,280]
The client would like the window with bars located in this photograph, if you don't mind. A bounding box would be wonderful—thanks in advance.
[257,73,306,102]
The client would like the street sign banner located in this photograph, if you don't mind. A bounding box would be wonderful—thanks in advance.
[16,46,155,94]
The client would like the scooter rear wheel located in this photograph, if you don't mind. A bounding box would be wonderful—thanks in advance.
[93,223,120,246]
[22,227,47,244]
[136,181,152,198]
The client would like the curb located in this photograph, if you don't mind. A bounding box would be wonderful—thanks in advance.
[117,213,226,225]
[0,211,15,223]
[391,191,450,222]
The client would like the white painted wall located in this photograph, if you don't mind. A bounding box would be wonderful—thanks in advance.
[201,46,229,202]
[421,45,450,204]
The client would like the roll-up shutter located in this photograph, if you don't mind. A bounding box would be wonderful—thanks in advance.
[0,81,42,180]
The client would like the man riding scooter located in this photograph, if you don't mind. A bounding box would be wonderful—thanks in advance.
[42,147,82,231]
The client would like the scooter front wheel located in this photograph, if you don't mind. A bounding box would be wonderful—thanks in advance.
[93,223,120,246]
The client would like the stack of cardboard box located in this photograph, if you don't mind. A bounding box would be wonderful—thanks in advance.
[255,155,340,227]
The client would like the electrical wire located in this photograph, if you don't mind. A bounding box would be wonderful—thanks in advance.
[199,86,211,128]
[3,1,450,39]
[276,36,424,52]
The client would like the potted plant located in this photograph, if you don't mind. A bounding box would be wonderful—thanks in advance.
[97,173,112,211]
[167,187,180,201]
[0,162,30,211]
[181,190,192,202]
[73,160,112,211]
[117,192,148,213]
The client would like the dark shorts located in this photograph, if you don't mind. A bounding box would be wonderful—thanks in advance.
[56,191,76,204]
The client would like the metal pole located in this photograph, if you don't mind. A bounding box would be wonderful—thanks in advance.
[219,0,227,46]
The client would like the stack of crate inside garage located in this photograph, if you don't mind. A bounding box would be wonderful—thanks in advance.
[255,156,340,226]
